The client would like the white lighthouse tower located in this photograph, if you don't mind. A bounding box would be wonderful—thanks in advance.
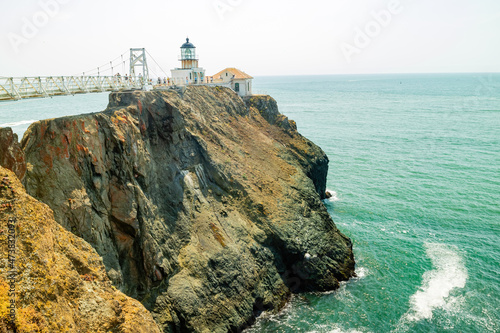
[170,38,206,85]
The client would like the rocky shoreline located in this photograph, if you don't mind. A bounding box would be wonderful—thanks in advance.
[1,86,354,332]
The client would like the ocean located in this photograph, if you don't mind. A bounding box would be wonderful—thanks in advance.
[1,73,499,332]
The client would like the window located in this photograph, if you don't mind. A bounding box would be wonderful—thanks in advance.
[235,83,240,92]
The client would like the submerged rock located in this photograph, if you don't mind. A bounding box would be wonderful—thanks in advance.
[21,86,355,332]
[0,166,161,332]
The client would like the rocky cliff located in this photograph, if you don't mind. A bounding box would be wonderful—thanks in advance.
[20,86,355,332]
[0,165,161,332]
[0,128,26,181]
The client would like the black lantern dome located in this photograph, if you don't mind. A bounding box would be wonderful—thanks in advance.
[181,38,195,49]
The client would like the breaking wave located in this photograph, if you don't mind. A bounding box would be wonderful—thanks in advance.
[396,242,468,330]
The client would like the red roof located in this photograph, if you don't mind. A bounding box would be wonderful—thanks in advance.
[211,68,253,80]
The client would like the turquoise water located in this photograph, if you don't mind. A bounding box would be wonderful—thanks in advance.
[1,74,499,332]
[248,74,500,333]
[0,93,110,137]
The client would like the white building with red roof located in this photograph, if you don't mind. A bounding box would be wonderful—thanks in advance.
[209,68,253,97]
[169,38,253,97]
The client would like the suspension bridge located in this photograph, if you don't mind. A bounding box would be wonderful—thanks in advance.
[0,48,171,101]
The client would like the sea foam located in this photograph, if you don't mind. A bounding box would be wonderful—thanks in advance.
[325,189,340,202]
[308,324,368,333]
[401,242,468,323]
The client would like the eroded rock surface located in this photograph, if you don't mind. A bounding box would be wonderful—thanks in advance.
[21,86,355,332]
[0,166,161,332]
[0,127,26,180]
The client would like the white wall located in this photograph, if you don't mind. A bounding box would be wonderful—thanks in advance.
[171,67,206,85]
[171,69,188,85]
[232,79,252,96]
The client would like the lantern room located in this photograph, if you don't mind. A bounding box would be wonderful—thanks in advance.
[180,38,199,69]
[171,38,206,85]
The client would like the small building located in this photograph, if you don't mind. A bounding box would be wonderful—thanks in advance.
[170,38,206,85]
[210,68,253,97]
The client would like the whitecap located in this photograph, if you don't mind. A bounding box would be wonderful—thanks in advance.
[308,323,369,333]
[399,242,468,324]
[307,324,367,333]
[354,266,370,279]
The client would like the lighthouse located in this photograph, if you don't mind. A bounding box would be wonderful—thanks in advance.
[171,38,206,85]
[180,38,198,69]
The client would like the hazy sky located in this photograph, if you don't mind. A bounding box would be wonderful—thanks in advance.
[1,0,500,77]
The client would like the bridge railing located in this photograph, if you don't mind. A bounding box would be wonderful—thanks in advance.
[0,76,145,101]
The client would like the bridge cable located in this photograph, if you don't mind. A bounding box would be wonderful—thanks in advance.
[146,50,170,78]
[74,50,128,76]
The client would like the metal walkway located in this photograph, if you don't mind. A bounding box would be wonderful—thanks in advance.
[0,76,145,101]
[0,48,161,101]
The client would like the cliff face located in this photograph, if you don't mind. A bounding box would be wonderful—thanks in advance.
[21,86,355,332]
[0,166,161,332]
[0,128,26,181]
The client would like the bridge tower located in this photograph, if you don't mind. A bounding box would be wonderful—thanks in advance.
[129,48,150,86]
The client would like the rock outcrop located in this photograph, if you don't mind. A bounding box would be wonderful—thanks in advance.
[21,86,355,332]
[0,166,161,332]
[0,128,26,181]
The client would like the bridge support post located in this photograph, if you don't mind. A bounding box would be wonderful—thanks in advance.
[129,48,150,89]
[9,78,22,100]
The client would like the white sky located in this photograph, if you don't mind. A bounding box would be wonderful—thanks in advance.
[1,0,500,77]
